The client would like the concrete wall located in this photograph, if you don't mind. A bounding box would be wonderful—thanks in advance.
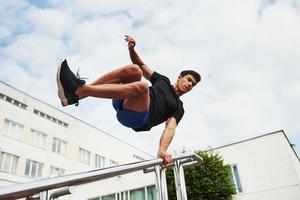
[213,131,300,200]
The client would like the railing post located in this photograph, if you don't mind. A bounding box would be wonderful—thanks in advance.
[154,166,163,200]
[161,168,168,200]
[173,161,182,200]
[154,165,169,200]
[173,160,188,200]
[178,163,187,200]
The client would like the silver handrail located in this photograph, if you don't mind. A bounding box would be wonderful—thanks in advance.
[0,153,202,200]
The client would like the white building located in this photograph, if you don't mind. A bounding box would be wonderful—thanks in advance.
[212,130,300,200]
[0,81,157,200]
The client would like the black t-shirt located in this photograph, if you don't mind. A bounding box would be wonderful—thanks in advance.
[133,72,184,132]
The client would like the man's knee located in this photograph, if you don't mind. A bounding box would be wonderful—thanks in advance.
[124,64,143,80]
[133,82,149,96]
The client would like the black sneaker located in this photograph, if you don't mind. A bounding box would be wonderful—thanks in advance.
[56,59,86,106]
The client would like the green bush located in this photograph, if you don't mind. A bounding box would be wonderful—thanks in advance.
[166,150,236,200]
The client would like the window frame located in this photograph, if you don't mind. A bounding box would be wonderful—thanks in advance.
[25,159,43,178]
[4,119,24,141]
[49,165,65,177]
[52,137,67,155]
[95,154,106,168]
[0,152,19,174]
[79,148,91,164]
[30,129,47,149]
[231,164,243,193]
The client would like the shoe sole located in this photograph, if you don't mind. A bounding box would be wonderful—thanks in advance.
[56,59,68,107]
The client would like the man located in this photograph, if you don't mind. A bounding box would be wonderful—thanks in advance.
[57,35,201,164]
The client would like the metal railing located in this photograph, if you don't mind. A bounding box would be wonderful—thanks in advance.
[0,153,203,200]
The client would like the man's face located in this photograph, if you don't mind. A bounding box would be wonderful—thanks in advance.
[177,74,197,94]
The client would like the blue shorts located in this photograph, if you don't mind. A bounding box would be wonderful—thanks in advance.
[112,100,149,129]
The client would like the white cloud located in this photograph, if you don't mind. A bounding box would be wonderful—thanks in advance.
[0,0,29,34]
[25,7,75,38]
[0,26,11,40]
[3,34,66,74]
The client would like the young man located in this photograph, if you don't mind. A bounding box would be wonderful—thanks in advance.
[56,35,201,164]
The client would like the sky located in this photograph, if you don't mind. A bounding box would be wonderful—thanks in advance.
[0,0,299,158]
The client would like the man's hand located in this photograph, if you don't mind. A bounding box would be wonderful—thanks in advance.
[124,34,154,80]
[157,150,173,165]
[124,35,136,49]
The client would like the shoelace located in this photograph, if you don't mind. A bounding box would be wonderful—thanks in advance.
[76,68,88,80]
[75,68,88,107]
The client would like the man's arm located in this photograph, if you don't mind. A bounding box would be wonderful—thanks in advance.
[157,117,177,164]
[125,35,154,81]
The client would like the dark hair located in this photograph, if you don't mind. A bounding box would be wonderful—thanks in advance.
[180,70,201,84]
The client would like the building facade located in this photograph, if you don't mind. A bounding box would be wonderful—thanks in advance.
[213,130,300,200]
[0,81,157,200]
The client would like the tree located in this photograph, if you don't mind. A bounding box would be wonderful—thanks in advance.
[166,150,236,200]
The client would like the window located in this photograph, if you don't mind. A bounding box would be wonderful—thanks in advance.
[113,191,129,200]
[88,198,100,200]
[79,148,90,164]
[30,129,47,149]
[109,160,118,166]
[147,185,157,200]
[52,137,67,155]
[49,166,65,177]
[231,165,243,193]
[100,186,155,200]
[33,109,68,128]
[95,154,106,168]
[0,93,27,109]
[130,188,145,200]
[102,194,116,200]
[25,159,43,178]
[0,152,19,174]
[4,119,24,140]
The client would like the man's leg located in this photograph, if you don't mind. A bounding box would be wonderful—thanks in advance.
[57,59,148,110]
[76,81,149,111]
[76,64,143,99]
[90,64,143,85]
[78,63,150,112]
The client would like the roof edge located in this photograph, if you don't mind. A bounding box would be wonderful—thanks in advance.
[210,130,299,161]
